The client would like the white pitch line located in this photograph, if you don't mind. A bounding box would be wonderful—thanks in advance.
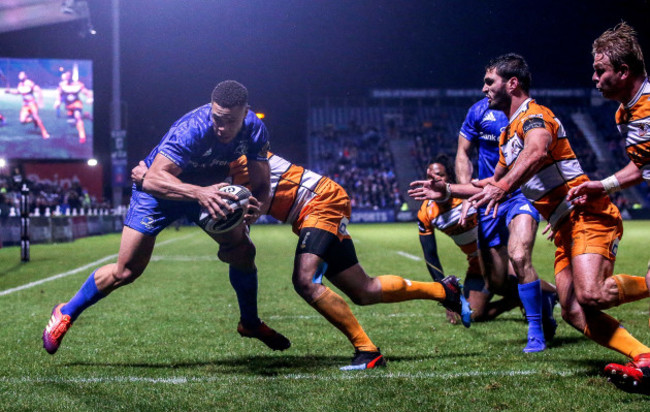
[0,368,591,385]
[395,251,422,261]
[0,233,193,297]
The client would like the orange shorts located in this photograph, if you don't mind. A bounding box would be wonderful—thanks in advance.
[293,178,351,240]
[553,204,622,275]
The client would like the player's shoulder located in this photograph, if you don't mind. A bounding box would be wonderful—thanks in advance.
[518,99,558,133]
[466,97,490,119]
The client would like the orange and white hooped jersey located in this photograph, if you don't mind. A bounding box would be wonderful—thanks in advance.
[617,77,650,182]
[229,152,343,225]
[417,197,478,257]
[498,98,594,228]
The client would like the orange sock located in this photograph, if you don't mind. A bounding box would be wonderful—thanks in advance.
[310,287,377,352]
[612,274,649,304]
[377,275,446,303]
[583,311,650,358]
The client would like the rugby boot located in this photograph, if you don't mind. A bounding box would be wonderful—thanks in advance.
[605,357,650,389]
[523,336,546,353]
[42,303,72,355]
[237,321,291,351]
[440,276,472,328]
[340,349,387,371]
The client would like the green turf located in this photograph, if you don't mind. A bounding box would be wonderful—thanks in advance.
[1,222,649,411]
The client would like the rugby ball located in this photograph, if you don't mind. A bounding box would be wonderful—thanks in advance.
[198,185,252,234]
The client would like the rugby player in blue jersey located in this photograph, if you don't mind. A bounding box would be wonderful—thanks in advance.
[42,80,290,354]
[455,97,557,352]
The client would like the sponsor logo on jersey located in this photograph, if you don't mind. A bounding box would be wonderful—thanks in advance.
[483,111,497,122]
[479,133,499,142]
[523,116,545,133]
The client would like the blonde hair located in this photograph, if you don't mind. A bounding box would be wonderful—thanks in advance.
[593,22,646,76]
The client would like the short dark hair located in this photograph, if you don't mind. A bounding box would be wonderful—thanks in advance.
[211,80,248,108]
[593,22,646,77]
[486,53,532,93]
[430,154,456,183]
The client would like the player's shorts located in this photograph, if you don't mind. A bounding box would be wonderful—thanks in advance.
[477,192,540,249]
[293,178,352,241]
[124,187,201,236]
[296,227,359,277]
[553,203,623,275]
[66,101,83,118]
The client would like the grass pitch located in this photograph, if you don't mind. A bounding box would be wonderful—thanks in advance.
[1,222,649,411]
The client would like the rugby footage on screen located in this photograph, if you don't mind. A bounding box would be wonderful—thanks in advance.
[0,57,93,160]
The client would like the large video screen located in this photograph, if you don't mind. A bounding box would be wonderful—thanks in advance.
[0,57,93,160]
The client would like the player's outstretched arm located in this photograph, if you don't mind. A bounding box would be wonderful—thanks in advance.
[567,160,643,205]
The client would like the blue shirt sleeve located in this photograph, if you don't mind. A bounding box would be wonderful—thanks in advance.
[243,111,270,161]
[459,98,489,143]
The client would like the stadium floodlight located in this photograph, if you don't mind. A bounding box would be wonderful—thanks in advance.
[87,158,98,166]
[256,113,265,119]
[0,158,6,168]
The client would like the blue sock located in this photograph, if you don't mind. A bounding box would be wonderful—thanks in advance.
[61,271,105,321]
[518,280,544,340]
[229,266,260,329]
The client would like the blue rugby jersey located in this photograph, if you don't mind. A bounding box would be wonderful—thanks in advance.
[144,104,270,186]
[459,97,508,180]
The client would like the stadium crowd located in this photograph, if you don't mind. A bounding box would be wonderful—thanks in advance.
[0,166,107,217]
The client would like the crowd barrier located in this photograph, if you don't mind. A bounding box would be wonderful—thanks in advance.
[0,214,124,247]
[0,208,418,248]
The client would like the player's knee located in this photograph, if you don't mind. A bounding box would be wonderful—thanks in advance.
[575,290,608,310]
[218,240,256,265]
[508,247,531,271]
[111,266,142,286]
[292,273,319,300]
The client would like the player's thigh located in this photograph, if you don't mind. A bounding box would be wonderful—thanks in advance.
[569,253,614,301]
[507,213,538,254]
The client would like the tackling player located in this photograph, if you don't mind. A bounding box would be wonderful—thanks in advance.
[54,70,93,143]
[567,22,650,387]
[214,152,471,370]
[456,95,557,352]
[4,71,50,139]
[409,54,650,369]
[42,80,290,355]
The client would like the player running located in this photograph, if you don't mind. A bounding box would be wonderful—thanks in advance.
[567,22,650,388]
[456,95,557,352]
[54,70,93,143]
[42,80,289,355]
[194,151,471,370]
[410,53,650,369]
[4,71,50,139]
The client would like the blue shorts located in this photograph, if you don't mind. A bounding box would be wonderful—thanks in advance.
[124,187,201,236]
[477,192,540,249]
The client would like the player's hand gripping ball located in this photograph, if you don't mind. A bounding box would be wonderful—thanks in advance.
[199,185,252,234]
